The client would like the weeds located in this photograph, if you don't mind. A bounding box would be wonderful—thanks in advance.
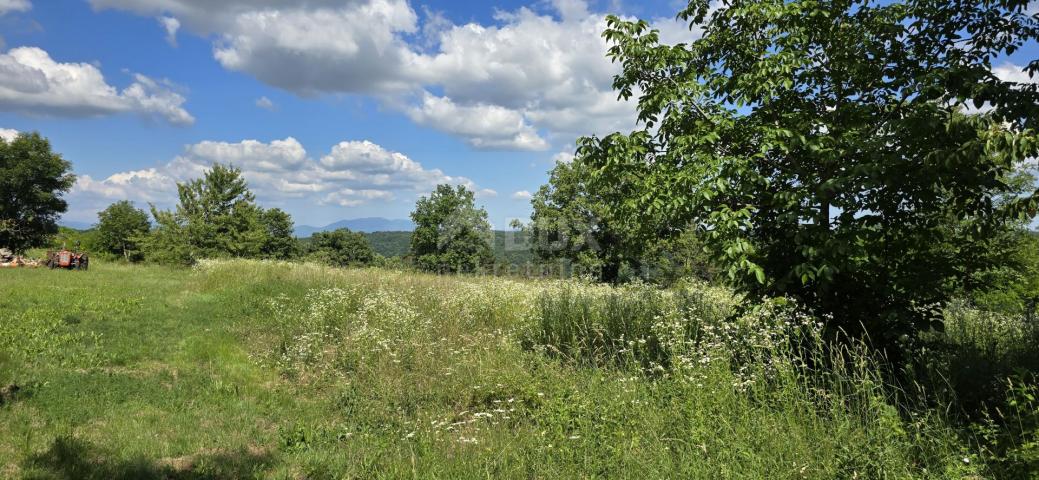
[1,259,1034,478]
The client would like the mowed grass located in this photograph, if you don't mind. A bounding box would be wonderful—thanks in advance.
[0,260,980,478]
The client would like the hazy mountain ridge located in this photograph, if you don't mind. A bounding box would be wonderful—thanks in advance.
[294,218,416,237]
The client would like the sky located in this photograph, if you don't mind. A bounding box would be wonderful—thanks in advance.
[0,0,695,228]
[0,0,1036,229]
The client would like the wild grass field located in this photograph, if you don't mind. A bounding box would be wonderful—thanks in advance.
[1,260,1036,478]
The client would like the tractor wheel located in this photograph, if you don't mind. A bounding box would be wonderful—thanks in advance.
[81,257,89,271]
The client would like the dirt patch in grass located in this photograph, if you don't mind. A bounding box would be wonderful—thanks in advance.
[156,445,272,474]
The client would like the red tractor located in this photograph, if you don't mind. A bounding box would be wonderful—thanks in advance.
[46,246,89,270]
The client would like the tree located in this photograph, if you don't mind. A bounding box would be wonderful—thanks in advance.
[582,0,1039,346]
[95,200,150,261]
[307,228,376,267]
[0,132,75,253]
[969,227,1039,318]
[410,184,493,273]
[145,164,269,264]
[528,157,644,282]
[260,208,297,259]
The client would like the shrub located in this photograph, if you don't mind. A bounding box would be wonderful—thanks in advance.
[306,228,376,267]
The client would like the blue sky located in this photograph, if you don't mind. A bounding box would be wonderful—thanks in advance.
[0,0,686,228]
[0,0,1035,229]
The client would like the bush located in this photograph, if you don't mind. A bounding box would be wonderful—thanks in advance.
[306,228,376,267]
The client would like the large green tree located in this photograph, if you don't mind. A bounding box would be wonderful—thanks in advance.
[528,157,645,282]
[145,164,289,264]
[0,132,75,253]
[581,0,1039,345]
[95,200,151,261]
[307,228,376,267]
[410,184,493,273]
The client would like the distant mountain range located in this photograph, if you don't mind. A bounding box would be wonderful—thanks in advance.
[294,217,415,237]
[59,220,94,230]
[60,217,416,236]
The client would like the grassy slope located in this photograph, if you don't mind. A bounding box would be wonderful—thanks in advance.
[0,261,974,479]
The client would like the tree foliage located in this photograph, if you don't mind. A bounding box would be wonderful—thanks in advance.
[529,157,721,284]
[970,228,1039,318]
[95,200,150,261]
[410,184,493,273]
[307,228,376,267]
[582,0,1039,345]
[144,164,295,264]
[0,132,75,253]
[260,208,297,259]
[528,158,647,282]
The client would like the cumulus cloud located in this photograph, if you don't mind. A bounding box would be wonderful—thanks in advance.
[70,136,485,217]
[319,139,474,191]
[0,0,30,15]
[0,127,18,141]
[255,96,275,110]
[87,0,716,149]
[993,62,1037,84]
[0,47,194,125]
[410,7,638,140]
[551,0,589,21]
[159,16,180,46]
[406,93,548,150]
[512,190,533,200]
[74,168,177,205]
[552,151,575,164]
[91,0,709,149]
[210,1,420,95]
[186,137,308,173]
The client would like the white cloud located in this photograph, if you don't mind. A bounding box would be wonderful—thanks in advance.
[652,16,704,46]
[551,0,589,21]
[89,1,672,149]
[74,168,177,204]
[185,137,308,173]
[90,1,710,149]
[159,16,180,46]
[0,0,30,15]
[477,188,498,198]
[552,151,575,164]
[210,1,421,95]
[322,189,395,207]
[993,62,1037,84]
[512,190,533,200]
[70,136,485,218]
[412,8,636,138]
[0,127,17,141]
[0,47,194,125]
[255,96,275,110]
[405,93,548,150]
[319,139,473,191]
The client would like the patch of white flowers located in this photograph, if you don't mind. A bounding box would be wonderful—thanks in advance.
[210,258,829,395]
[657,297,824,390]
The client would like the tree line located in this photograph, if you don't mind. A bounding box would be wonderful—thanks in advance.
[0,134,510,273]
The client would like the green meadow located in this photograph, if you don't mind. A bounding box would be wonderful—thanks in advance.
[2,260,1035,478]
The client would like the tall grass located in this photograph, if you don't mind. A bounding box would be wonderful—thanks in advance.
[3,259,1032,477]
[205,260,978,477]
